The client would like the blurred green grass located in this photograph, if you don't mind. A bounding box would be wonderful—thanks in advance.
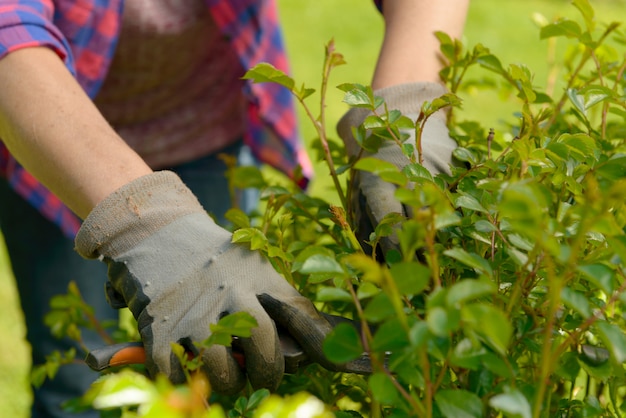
[1,0,624,415]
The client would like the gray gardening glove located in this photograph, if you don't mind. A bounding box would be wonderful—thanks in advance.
[337,82,457,256]
[75,171,335,394]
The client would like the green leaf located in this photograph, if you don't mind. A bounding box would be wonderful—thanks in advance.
[540,19,582,39]
[231,165,266,189]
[474,220,497,233]
[444,248,493,277]
[556,351,582,380]
[363,115,385,129]
[231,228,268,251]
[436,211,462,229]
[368,372,400,405]
[453,147,478,165]
[577,263,615,294]
[225,208,251,229]
[322,322,364,364]
[451,338,485,370]
[298,254,345,275]
[567,88,587,115]
[489,387,532,418]
[242,63,295,90]
[435,389,484,418]
[481,352,514,378]
[86,370,157,409]
[402,163,434,182]
[294,83,315,100]
[357,282,380,300]
[210,312,258,339]
[597,156,626,181]
[507,233,534,251]
[364,292,396,322]
[354,157,407,186]
[343,253,385,284]
[389,261,430,296]
[477,54,505,75]
[580,85,612,109]
[566,88,612,117]
[423,93,462,116]
[499,182,547,231]
[573,0,595,31]
[371,318,411,352]
[427,306,460,337]
[343,89,375,109]
[595,321,626,363]
[455,194,488,213]
[316,287,352,303]
[561,287,592,319]
[446,277,496,308]
[462,303,512,355]
[554,133,599,161]
[606,235,626,263]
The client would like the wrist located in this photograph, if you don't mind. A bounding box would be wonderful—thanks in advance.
[75,171,207,259]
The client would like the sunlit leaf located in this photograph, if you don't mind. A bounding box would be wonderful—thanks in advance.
[232,228,268,251]
[540,19,582,39]
[242,63,295,90]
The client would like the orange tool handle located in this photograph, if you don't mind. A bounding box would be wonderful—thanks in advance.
[85,342,146,371]
[85,342,247,372]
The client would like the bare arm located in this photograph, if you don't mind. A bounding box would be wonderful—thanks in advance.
[372,0,470,89]
[0,47,152,218]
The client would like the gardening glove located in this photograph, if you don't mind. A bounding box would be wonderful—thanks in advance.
[337,82,457,256]
[75,171,336,395]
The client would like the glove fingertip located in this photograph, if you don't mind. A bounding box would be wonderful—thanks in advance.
[200,345,246,396]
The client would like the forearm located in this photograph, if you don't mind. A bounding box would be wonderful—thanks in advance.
[0,47,152,218]
[372,0,469,89]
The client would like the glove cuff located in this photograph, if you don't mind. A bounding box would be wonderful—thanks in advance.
[337,82,448,155]
[75,171,207,259]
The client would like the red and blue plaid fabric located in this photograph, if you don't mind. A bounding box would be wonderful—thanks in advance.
[0,0,312,237]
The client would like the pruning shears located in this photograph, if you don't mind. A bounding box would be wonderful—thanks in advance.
[86,316,375,375]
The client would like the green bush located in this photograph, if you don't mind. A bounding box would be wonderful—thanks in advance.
[38,1,626,416]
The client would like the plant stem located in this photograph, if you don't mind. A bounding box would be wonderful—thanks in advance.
[425,207,441,288]
[419,348,433,418]
[532,253,562,418]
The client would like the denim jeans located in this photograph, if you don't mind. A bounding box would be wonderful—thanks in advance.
[0,141,258,418]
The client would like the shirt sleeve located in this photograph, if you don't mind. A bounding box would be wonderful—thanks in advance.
[0,0,74,72]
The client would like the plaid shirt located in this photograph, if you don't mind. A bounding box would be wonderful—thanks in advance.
[0,0,313,237]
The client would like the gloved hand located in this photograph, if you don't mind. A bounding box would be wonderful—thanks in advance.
[337,82,457,256]
[75,171,335,394]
